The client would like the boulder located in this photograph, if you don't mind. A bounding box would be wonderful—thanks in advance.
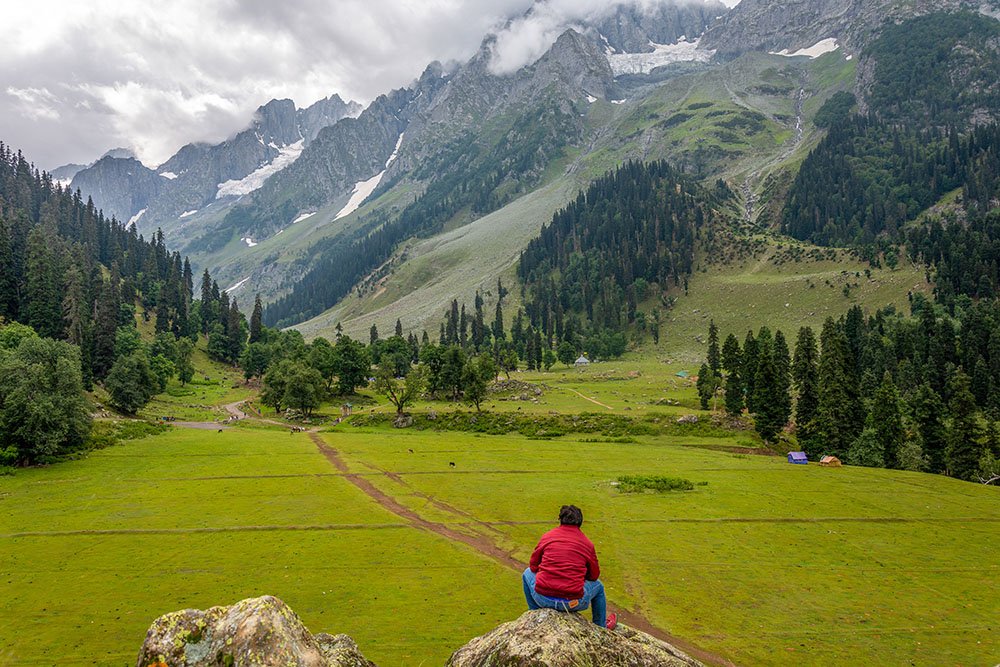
[446,609,702,667]
[135,596,375,667]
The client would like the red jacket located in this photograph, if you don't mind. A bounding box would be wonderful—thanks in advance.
[529,524,600,599]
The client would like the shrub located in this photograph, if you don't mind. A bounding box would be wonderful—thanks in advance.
[616,475,698,493]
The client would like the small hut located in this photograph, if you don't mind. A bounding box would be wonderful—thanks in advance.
[575,355,591,367]
[787,451,809,465]
[819,455,842,467]
[341,403,353,418]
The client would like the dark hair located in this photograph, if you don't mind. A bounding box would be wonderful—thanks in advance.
[559,505,583,526]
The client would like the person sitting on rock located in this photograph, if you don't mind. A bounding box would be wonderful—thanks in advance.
[522,504,617,629]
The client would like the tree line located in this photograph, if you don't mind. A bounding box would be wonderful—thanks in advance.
[699,299,1000,482]
[0,141,235,465]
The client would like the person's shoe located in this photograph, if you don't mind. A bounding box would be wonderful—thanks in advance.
[605,613,618,630]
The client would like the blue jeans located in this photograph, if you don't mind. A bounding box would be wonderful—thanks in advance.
[522,568,607,626]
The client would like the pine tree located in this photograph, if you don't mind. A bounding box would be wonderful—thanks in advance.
[395,318,404,338]
[696,363,714,410]
[752,344,785,442]
[721,334,743,416]
[493,301,505,342]
[707,320,720,374]
[773,329,792,428]
[911,383,948,473]
[200,270,214,334]
[792,326,820,447]
[249,295,263,344]
[370,323,379,346]
[815,319,863,458]
[946,370,982,480]
[742,331,759,413]
[869,372,904,468]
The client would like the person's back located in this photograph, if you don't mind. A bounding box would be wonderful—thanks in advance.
[521,505,616,629]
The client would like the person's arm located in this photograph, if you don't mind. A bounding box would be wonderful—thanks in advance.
[585,544,601,581]
[529,539,545,573]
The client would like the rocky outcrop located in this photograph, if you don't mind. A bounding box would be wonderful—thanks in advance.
[446,609,703,667]
[70,155,162,224]
[135,596,375,667]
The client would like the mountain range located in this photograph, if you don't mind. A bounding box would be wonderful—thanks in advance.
[63,0,1000,336]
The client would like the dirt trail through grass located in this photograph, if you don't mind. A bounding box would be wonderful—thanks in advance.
[307,431,737,667]
[566,388,615,410]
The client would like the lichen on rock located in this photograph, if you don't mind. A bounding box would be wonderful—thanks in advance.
[446,609,703,667]
[135,596,375,667]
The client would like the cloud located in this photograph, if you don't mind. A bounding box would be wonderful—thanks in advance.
[0,0,738,169]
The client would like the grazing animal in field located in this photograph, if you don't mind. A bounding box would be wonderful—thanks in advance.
[217,429,223,433]
[408,448,414,453]
[449,462,456,468]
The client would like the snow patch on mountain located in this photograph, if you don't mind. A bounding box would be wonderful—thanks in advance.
[215,140,305,198]
[127,208,147,228]
[770,38,839,59]
[334,134,404,221]
[159,171,178,180]
[227,276,251,293]
[607,38,714,76]
[179,209,198,218]
[242,237,258,248]
[292,212,314,224]
[384,133,404,169]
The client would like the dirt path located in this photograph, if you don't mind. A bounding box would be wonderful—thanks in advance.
[308,431,736,667]
[566,388,615,411]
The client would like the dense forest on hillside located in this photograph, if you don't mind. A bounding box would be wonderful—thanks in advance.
[264,98,580,328]
[782,13,1000,305]
[702,298,1000,482]
[518,160,724,344]
[0,142,238,466]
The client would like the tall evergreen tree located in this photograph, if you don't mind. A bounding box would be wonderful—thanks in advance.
[707,320,720,374]
[721,334,743,416]
[947,371,982,480]
[869,373,905,468]
[792,326,820,447]
[910,383,948,473]
[752,344,786,442]
[742,331,759,413]
[772,329,792,428]
[815,319,863,458]
[249,295,263,344]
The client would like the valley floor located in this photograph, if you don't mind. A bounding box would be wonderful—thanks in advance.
[1,358,997,666]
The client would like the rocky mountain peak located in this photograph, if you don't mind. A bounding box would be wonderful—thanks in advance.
[534,28,617,100]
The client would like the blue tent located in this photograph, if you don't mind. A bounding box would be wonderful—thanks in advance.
[787,451,808,464]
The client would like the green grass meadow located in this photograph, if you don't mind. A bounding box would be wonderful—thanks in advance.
[2,392,997,666]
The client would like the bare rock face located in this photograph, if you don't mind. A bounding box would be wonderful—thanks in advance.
[135,596,375,667]
[446,609,703,667]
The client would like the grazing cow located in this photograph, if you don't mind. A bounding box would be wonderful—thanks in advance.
[408,448,414,453]
[217,429,223,433]
[449,462,456,468]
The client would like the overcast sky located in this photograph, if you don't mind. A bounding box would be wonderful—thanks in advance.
[1,0,739,170]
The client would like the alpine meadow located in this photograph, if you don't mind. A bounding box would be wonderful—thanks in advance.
[1,1,998,666]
